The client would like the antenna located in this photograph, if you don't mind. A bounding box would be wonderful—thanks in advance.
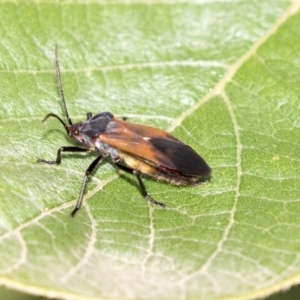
[55,44,73,126]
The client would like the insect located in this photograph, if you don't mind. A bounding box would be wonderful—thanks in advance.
[38,46,211,217]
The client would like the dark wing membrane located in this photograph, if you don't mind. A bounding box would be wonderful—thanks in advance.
[100,119,211,176]
[149,138,211,176]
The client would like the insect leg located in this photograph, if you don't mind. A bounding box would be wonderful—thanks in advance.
[87,112,92,120]
[115,163,166,208]
[37,147,88,165]
[71,155,104,217]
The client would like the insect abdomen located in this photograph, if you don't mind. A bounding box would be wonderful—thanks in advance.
[119,151,209,185]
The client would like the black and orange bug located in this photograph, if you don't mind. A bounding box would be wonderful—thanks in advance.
[38,46,211,217]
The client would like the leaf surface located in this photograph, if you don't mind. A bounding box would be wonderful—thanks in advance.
[1,1,300,300]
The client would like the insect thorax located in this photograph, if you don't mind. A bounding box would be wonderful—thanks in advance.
[95,140,119,159]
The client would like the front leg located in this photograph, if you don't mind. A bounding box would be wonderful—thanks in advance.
[71,155,104,217]
[37,146,89,165]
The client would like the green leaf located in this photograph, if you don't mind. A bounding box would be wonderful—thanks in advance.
[1,1,300,300]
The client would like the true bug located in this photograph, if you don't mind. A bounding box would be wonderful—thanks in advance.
[38,46,211,217]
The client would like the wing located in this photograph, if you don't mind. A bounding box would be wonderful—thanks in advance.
[100,119,211,176]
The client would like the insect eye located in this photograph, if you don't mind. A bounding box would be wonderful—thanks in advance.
[71,129,79,136]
